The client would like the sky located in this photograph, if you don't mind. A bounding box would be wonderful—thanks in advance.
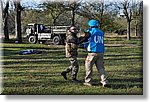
[20,0,119,5]
[20,0,142,6]
[19,0,142,14]
[1,0,142,11]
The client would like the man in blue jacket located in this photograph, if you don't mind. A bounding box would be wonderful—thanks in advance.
[83,19,108,87]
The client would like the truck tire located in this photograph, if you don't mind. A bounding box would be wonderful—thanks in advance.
[53,36,60,45]
[28,36,37,44]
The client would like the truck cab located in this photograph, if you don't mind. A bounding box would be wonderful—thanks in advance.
[26,23,69,45]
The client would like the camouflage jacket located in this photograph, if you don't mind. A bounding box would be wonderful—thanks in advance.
[65,33,79,58]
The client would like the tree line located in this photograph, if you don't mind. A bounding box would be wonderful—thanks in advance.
[0,0,143,43]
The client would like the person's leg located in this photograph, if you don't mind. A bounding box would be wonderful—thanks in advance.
[71,57,80,82]
[84,53,96,84]
[61,58,72,80]
[95,53,108,87]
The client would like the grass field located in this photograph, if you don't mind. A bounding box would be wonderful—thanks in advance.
[1,35,143,95]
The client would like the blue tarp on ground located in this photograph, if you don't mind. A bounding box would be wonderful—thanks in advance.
[17,49,42,55]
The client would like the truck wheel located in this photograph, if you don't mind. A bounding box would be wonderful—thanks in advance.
[28,36,37,44]
[53,36,60,45]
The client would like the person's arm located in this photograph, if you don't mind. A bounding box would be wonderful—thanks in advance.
[67,36,79,44]
[78,31,91,44]
[66,36,72,53]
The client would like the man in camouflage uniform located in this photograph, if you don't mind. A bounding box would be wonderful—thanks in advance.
[61,26,81,83]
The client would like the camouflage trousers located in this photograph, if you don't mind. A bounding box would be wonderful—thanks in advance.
[65,57,79,79]
[85,53,107,84]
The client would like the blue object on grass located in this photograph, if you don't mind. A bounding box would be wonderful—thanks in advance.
[17,49,42,55]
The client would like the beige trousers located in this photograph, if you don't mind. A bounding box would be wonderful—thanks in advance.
[85,53,107,83]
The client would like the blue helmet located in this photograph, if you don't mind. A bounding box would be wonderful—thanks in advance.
[88,19,98,27]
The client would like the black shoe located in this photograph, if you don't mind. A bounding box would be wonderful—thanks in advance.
[61,71,67,80]
[72,79,81,83]
[102,84,111,88]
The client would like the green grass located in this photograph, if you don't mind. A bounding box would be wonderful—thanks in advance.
[1,36,143,95]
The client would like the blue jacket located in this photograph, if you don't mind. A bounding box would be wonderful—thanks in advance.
[84,28,104,53]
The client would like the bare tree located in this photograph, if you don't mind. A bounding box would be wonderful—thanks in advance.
[64,0,82,26]
[115,0,141,40]
[42,1,65,26]
[123,0,132,40]
[80,0,112,29]
[14,0,22,43]
[0,0,3,37]
[89,0,105,29]
[0,0,3,93]
[138,1,143,36]
[3,0,9,40]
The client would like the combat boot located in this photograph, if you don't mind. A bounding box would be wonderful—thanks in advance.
[101,80,109,87]
[72,74,80,83]
[61,71,67,80]
[72,72,81,83]
[72,78,81,83]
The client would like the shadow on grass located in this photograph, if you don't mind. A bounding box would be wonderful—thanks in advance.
[3,45,64,50]
[108,77,142,89]
[105,53,142,57]
[105,57,142,61]
[3,48,65,58]
[3,58,68,65]
[110,83,143,89]
[91,77,143,89]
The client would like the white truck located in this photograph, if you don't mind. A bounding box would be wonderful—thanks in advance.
[26,23,69,45]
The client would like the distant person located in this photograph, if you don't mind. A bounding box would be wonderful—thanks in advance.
[83,19,109,87]
[26,26,34,38]
[61,26,81,83]
[39,25,45,32]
